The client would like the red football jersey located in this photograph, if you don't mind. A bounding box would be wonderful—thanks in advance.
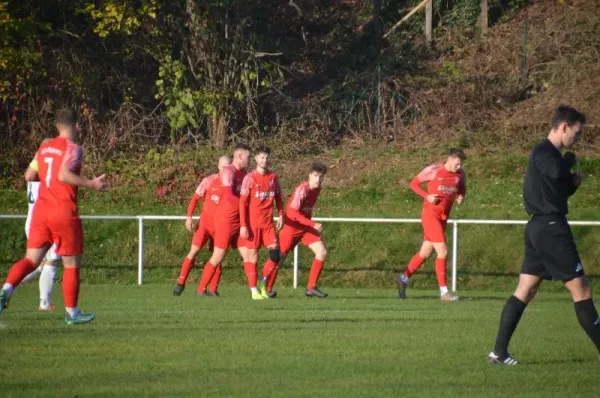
[34,137,82,215]
[215,164,247,224]
[240,170,283,228]
[194,173,222,216]
[284,181,321,229]
[411,162,466,219]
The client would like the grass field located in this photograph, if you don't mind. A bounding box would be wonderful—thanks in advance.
[1,284,599,397]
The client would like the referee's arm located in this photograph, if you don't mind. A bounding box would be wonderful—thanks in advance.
[533,149,572,179]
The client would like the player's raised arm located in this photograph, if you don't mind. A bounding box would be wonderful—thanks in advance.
[287,186,316,228]
[57,143,107,191]
[274,176,284,230]
[24,158,39,182]
[25,138,51,182]
[409,163,439,203]
[219,166,238,206]
[457,170,466,204]
[239,174,253,239]
[185,180,207,232]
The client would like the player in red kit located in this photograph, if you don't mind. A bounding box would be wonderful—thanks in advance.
[239,146,285,299]
[172,155,231,296]
[266,161,328,298]
[396,148,466,301]
[0,108,108,324]
[195,144,252,297]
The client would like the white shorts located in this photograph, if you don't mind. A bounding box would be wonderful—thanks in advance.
[25,225,61,262]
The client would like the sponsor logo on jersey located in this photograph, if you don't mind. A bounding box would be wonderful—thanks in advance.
[255,191,276,199]
[438,185,458,195]
[41,147,63,156]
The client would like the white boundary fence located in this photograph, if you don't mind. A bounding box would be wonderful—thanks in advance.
[2,215,600,291]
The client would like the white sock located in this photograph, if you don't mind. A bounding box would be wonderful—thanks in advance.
[2,284,14,297]
[21,266,42,284]
[65,307,79,317]
[440,286,449,296]
[39,265,56,307]
[250,287,258,293]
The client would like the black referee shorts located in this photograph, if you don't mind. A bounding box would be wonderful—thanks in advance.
[521,215,584,281]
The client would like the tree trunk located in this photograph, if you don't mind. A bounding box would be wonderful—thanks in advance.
[425,0,433,44]
[210,111,227,149]
[480,0,489,35]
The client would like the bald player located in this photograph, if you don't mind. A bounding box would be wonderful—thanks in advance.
[173,155,231,296]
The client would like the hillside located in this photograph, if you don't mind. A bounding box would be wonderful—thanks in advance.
[1,0,599,182]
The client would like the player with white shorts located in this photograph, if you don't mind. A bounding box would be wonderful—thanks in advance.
[18,179,60,311]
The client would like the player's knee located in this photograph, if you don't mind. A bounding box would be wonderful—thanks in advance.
[515,286,537,304]
[567,277,592,301]
[43,260,59,268]
[318,247,327,259]
[269,249,280,263]
[420,249,432,259]
[248,251,259,263]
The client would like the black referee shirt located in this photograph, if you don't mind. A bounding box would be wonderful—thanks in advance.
[523,139,578,216]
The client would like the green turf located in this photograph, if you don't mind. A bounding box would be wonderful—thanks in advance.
[0,285,599,397]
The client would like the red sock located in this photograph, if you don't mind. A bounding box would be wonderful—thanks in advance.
[177,257,195,285]
[62,267,80,308]
[209,264,222,293]
[267,266,279,292]
[197,262,216,293]
[435,258,447,288]
[5,258,37,288]
[307,259,324,290]
[262,259,278,279]
[404,253,426,279]
[243,262,258,288]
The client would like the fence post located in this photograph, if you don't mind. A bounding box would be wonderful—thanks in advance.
[451,221,458,292]
[293,245,299,289]
[138,217,144,285]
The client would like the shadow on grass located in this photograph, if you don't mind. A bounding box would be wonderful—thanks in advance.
[525,357,591,365]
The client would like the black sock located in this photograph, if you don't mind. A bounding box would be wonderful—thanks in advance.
[494,295,527,358]
[574,299,600,354]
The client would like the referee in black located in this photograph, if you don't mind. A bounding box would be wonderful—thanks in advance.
[488,105,600,365]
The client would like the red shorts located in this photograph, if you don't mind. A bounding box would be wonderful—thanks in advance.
[240,224,278,250]
[27,209,83,256]
[421,210,448,243]
[192,218,215,250]
[279,225,322,254]
[214,220,240,250]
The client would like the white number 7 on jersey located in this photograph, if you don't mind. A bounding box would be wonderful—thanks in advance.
[43,157,53,188]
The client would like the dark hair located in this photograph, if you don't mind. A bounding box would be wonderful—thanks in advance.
[254,144,271,155]
[310,161,328,175]
[552,105,586,129]
[234,143,252,152]
[55,108,78,126]
[448,148,466,161]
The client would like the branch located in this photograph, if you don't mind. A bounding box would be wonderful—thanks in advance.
[287,0,308,49]
[248,51,283,58]
[383,0,430,39]
[287,0,302,17]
